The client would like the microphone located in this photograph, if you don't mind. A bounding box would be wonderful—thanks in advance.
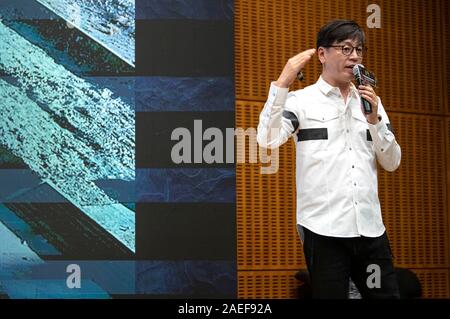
[352,64,377,114]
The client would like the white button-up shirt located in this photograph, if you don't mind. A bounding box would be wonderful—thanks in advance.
[257,76,401,238]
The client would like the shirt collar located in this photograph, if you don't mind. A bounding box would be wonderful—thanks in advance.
[317,76,335,95]
[316,76,359,98]
[349,82,359,98]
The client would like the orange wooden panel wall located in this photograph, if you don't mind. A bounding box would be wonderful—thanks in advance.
[236,0,449,298]
[379,113,448,268]
[237,100,301,271]
[444,0,450,116]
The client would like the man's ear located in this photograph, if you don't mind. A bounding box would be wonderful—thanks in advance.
[318,47,326,64]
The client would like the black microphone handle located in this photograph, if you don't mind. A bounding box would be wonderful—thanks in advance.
[361,97,372,114]
[355,75,373,114]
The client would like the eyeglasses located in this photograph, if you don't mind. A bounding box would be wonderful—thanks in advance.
[326,45,367,57]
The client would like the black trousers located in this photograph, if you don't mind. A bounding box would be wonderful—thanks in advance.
[302,227,400,299]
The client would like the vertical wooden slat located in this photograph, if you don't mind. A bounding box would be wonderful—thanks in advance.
[442,0,450,115]
[446,118,450,295]
[379,113,448,268]
[236,101,301,271]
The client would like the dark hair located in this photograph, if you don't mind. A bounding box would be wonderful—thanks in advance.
[316,20,365,49]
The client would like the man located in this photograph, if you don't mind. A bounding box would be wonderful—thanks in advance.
[257,20,401,298]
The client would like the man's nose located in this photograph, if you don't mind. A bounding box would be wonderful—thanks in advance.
[349,49,360,59]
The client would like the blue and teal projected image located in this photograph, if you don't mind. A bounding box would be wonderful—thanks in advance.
[0,0,236,299]
[0,0,135,298]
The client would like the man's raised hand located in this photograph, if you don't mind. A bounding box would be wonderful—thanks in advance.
[275,48,316,88]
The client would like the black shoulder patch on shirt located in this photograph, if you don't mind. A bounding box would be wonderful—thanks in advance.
[366,123,395,141]
[282,110,299,133]
[386,123,395,134]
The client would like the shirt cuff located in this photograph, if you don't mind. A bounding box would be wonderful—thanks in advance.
[368,119,395,152]
[267,82,289,108]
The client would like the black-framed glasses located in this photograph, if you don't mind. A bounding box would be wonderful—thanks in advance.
[326,45,367,57]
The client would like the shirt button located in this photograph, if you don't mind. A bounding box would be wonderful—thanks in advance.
[354,183,357,186]
[349,147,352,151]
[352,165,355,168]
[346,129,350,133]
[355,202,358,205]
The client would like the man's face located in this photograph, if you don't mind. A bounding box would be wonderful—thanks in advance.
[319,39,364,85]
